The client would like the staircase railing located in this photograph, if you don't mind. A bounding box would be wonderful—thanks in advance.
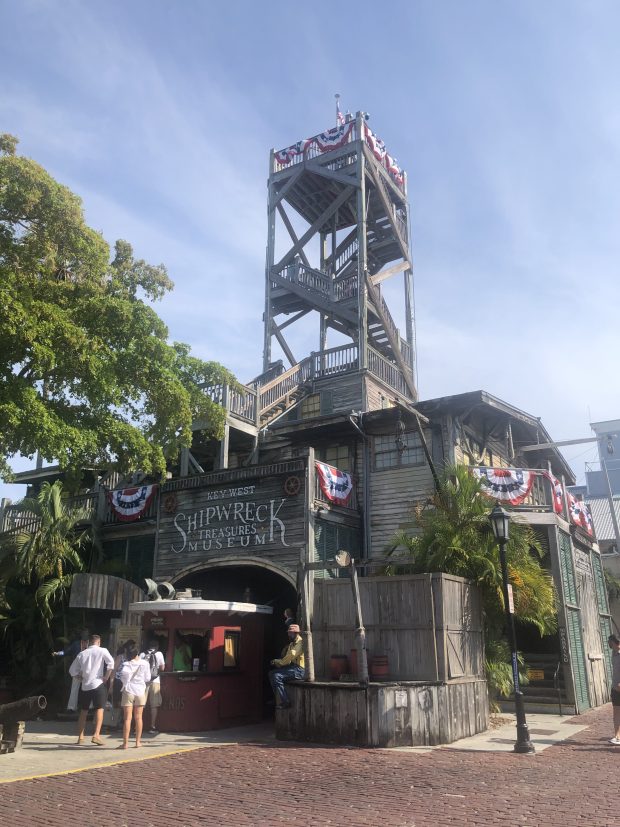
[333,273,358,301]
[366,279,412,367]
[276,262,332,298]
[312,343,358,378]
[366,346,409,397]
[259,358,313,413]
[202,383,258,424]
[333,236,359,277]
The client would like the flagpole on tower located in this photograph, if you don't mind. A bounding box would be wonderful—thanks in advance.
[335,93,344,127]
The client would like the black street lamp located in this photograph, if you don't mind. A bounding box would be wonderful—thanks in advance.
[489,503,535,754]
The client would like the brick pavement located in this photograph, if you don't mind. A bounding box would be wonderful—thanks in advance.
[1,705,618,827]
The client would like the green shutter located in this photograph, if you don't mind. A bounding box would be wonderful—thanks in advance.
[558,530,577,605]
[591,553,610,614]
[566,607,590,711]
[599,615,613,685]
[314,521,361,580]
[590,553,613,685]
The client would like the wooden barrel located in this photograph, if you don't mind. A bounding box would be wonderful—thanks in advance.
[370,655,389,680]
[329,654,350,680]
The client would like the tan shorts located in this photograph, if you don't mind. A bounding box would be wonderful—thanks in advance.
[146,681,162,708]
[121,690,147,707]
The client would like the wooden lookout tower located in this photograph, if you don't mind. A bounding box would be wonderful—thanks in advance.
[260,111,416,425]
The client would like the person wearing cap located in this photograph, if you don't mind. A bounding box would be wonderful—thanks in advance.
[268,623,305,710]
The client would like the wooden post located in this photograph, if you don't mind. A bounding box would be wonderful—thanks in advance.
[179,447,189,477]
[300,564,315,682]
[356,111,368,372]
[302,449,316,681]
[350,558,369,684]
[263,150,276,371]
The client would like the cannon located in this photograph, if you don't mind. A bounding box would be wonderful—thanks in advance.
[0,695,46,754]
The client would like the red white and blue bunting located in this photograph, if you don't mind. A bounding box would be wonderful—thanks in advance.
[315,461,353,506]
[472,467,535,505]
[540,471,564,514]
[473,467,595,536]
[274,122,355,166]
[363,124,404,187]
[273,121,404,189]
[567,492,594,536]
[108,484,157,522]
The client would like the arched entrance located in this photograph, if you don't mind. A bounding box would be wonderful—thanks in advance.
[170,558,298,717]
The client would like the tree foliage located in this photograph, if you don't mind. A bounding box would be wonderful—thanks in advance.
[0,134,236,480]
[387,464,558,638]
[0,481,90,631]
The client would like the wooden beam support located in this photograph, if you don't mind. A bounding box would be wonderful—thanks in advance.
[304,159,359,189]
[276,308,310,332]
[272,166,304,208]
[271,319,297,367]
[364,152,410,263]
[370,260,410,286]
[276,203,311,267]
[274,186,355,272]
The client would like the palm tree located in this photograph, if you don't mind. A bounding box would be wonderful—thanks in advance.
[0,481,92,645]
[387,464,557,706]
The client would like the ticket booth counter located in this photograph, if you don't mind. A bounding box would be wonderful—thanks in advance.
[128,599,273,732]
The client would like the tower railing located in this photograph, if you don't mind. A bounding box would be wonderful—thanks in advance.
[203,342,414,427]
[272,122,359,173]
[366,346,410,397]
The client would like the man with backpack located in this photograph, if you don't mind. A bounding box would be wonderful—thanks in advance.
[140,638,165,733]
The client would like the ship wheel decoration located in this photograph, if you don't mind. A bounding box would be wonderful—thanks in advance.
[163,493,178,513]
[283,475,301,497]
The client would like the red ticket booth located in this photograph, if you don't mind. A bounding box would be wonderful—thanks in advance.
[128,598,273,732]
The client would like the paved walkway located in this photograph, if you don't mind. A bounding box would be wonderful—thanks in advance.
[0,706,618,825]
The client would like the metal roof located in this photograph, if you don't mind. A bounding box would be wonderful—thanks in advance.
[585,496,620,541]
[128,599,274,615]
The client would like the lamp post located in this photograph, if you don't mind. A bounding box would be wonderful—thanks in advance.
[489,503,535,754]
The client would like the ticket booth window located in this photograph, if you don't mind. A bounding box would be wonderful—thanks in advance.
[173,628,210,671]
[224,630,240,668]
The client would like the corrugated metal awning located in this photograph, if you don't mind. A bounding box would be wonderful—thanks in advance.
[586,497,620,541]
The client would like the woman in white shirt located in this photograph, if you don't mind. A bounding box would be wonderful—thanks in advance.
[118,645,151,749]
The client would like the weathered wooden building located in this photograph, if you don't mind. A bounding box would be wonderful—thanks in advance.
[1,112,613,740]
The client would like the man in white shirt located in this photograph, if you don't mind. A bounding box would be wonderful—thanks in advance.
[140,638,166,733]
[69,633,114,745]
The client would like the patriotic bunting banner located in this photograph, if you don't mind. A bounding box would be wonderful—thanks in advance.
[364,124,404,187]
[541,471,565,514]
[472,467,535,505]
[315,461,353,506]
[472,467,595,536]
[274,122,354,166]
[108,484,157,522]
[567,493,594,536]
[273,121,404,189]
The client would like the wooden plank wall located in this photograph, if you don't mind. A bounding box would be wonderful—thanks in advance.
[312,574,484,682]
[368,438,435,553]
[155,460,307,581]
[277,678,489,747]
[69,573,144,624]
[313,373,364,415]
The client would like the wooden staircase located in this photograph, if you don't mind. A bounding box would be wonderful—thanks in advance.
[499,653,575,715]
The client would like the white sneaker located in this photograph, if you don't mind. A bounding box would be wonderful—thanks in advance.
[608,737,620,745]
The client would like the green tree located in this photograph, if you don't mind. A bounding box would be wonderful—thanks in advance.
[387,464,557,705]
[0,481,91,644]
[0,134,236,481]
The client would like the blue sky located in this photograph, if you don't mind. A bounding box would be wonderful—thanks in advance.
[2,0,619,501]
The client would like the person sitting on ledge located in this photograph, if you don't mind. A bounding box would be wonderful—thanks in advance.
[268,623,305,710]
